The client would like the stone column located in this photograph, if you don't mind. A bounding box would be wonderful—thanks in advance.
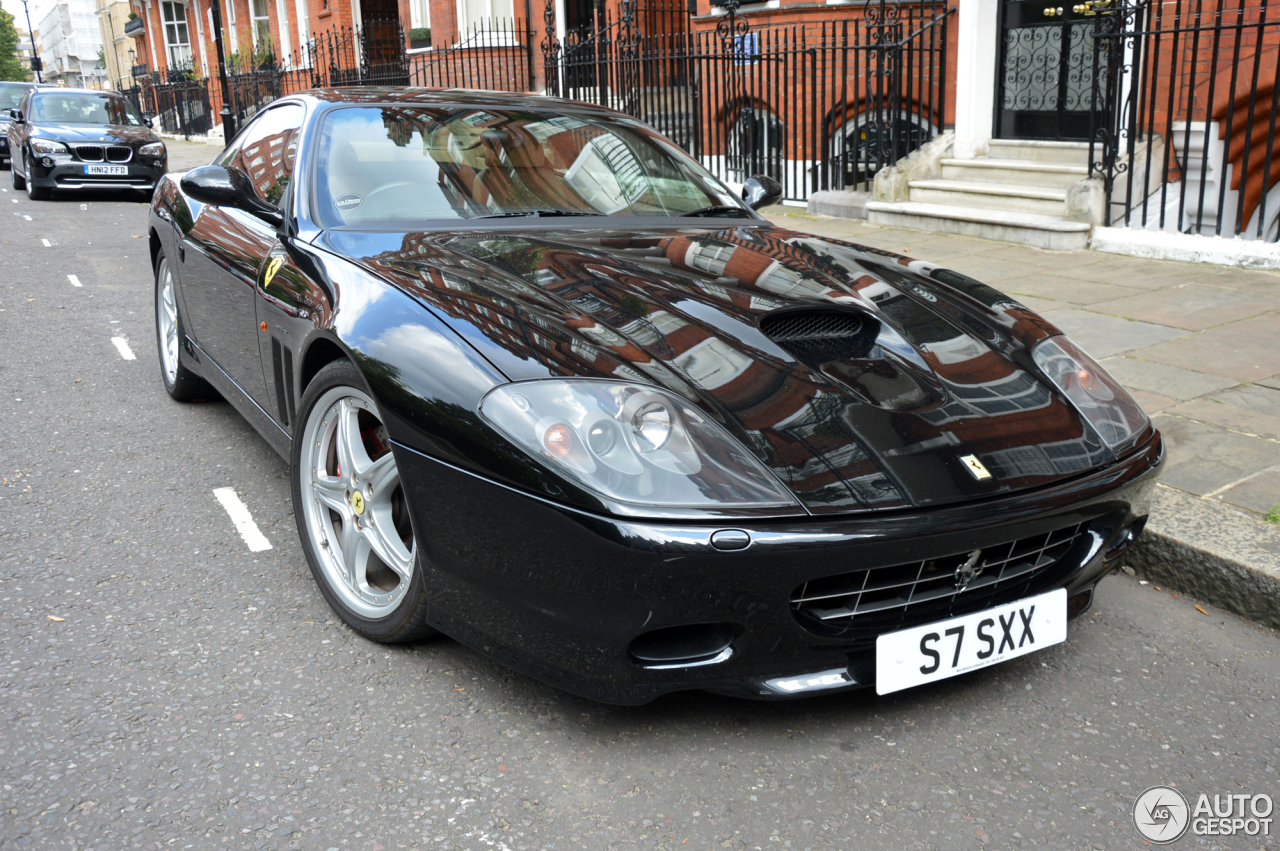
[952,0,1000,160]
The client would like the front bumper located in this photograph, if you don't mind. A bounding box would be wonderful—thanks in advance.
[25,155,166,192]
[395,433,1164,704]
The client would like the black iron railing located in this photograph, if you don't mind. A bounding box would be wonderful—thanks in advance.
[544,0,953,201]
[1089,0,1280,241]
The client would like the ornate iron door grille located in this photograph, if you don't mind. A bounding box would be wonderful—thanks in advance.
[996,0,1109,140]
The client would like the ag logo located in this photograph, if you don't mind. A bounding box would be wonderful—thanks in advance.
[1134,785,1190,844]
[263,255,284,287]
[960,454,992,481]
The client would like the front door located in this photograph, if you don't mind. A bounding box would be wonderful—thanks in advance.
[995,0,1110,140]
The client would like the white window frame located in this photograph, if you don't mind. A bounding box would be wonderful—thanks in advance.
[160,1,192,68]
[250,0,271,49]
[455,0,514,44]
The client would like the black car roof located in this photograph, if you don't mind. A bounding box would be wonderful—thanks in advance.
[293,87,617,114]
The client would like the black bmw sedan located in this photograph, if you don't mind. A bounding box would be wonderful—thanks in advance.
[9,87,167,200]
[149,88,1162,704]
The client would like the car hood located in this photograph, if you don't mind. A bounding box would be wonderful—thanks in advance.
[28,122,157,145]
[319,223,1111,514]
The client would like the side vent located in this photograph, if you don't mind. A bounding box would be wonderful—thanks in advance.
[271,338,294,426]
[758,309,879,363]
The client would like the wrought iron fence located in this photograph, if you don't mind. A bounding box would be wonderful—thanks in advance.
[122,1,952,205]
[1089,0,1280,241]
[544,0,953,202]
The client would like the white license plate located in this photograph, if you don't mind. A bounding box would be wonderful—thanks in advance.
[875,588,1067,695]
[85,164,128,176]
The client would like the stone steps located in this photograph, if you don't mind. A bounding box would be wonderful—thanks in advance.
[940,157,1089,189]
[866,201,1091,251]
[908,178,1068,217]
[987,139,1094,165]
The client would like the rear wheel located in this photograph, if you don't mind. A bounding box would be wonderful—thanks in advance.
[293,360,436,643]
[154,252,213,400]
[24,154,48,200]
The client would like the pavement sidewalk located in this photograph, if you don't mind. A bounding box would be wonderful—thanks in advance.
[767,208,1280,626]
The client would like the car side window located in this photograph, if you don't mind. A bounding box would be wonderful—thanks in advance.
[223,103,304,209]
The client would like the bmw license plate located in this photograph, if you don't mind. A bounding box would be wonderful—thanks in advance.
[875,588,1067,695]
[85,164,128,176]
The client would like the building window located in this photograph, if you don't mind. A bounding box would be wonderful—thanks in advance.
[251,0,271,48]
[456,0,514,37]
[410,0,430,29]
[161,1,192,68]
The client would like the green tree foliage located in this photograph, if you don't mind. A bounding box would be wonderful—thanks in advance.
[0,8,31,82]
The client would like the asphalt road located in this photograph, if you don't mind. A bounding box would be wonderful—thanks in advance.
[1,148,1278,851]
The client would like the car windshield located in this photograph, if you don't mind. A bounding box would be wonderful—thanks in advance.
[0,85,30,110]
[29,92,145,126]
[314,105,748,226]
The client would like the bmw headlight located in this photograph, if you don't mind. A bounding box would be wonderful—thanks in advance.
[139,141,165,157]
[480,380,798,510]
[30,138,68,154]
[1033,336,1149,451]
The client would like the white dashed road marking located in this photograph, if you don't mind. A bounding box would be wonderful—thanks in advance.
[22,215,31,221]
[110,337,136,360]
[67,275,82,287]
[212,488,273,552]
[42,239,51,247]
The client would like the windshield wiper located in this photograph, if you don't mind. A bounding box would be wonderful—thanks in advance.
[679,205,755,218]
[470,209,599,219]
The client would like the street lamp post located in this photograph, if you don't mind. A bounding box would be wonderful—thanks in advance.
[21,0,43,83]
[207,0,235,139]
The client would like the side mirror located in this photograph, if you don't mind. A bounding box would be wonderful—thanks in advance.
[180,164,284,227]
[9,109,23,123]
[742,174,783,211]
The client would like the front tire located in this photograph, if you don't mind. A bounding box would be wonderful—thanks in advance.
[293,360,436,643]
[154,252,213,400]
[24,154,48,200]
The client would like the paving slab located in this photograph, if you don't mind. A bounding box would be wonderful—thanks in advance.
[1259,374,1280,391]
[1213,469,1280,516]
[1037,308,1186,358]
[1212,382,1280,416]
[1149,414,1280,495]
[1065,257,1219,290]
[1127,485,1280,630]
[1200,266,1280,291]
[1168,397,1280,441]
[999,274,1147,304]
[1087,283,1280,330]
[1126,388,1178,414]
[1098,356,1240,400]
[1134,313,1280,382]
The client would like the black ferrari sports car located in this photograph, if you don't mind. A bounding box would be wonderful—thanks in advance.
[149,88,1162,704]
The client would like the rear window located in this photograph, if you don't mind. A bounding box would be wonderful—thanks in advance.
[0,84,31,110]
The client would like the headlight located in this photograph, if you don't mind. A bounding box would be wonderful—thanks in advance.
[480,380,798,510]
[30,138,68,154]
[1032,336,1149,451]
[139,141,165,157]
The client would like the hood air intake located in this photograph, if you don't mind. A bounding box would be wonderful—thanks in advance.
[759,309,878,364]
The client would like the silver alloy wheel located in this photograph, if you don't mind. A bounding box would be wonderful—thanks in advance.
[299,386,415,619]
[157,260,179,385]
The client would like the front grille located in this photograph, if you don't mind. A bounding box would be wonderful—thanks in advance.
[790,522,1088,639]
[106,145,132,163]
[75,145,104,162]
[759,309,877,362]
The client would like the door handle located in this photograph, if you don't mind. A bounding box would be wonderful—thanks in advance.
[1044,6,1065,15]
[178,243,185,262]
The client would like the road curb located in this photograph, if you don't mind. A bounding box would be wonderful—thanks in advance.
[1124,485,1280,630]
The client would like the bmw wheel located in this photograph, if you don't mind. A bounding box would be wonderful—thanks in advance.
[24,153,49,200]
[154,252,213,401]
[293,360,436,643]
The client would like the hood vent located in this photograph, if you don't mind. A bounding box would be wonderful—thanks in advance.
[759,309,878,364]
